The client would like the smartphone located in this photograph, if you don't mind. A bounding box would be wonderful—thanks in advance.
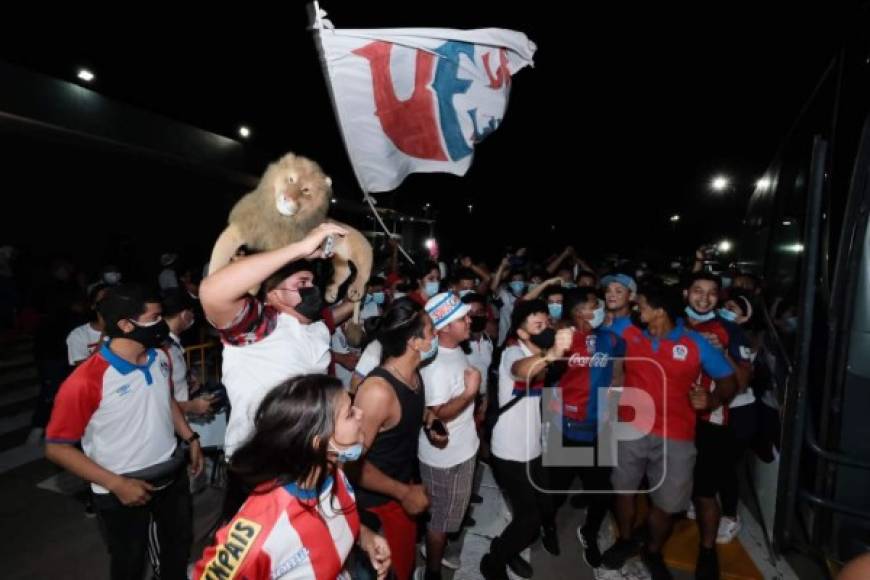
[322,235,335,258]
[430,419,448,437]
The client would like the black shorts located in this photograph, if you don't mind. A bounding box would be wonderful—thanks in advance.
[693,420,738,499]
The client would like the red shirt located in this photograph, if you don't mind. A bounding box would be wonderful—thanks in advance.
[611,320,734,441]
[688,316,752,425]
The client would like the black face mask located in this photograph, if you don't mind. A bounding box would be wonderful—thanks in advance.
[121,319,170,349]
[294,286,324,322]
[529,327,556,350]
[470,316,487,333]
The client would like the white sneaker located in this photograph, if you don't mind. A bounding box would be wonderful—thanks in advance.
[716,515,741,544]
[419,543,460,570]
[619,558,653,580]
[593,568,631,580]
[686,503,696,520]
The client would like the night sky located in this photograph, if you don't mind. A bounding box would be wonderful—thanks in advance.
[0,1,848,273]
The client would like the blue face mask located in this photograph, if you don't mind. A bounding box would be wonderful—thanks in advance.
[685,306,716,322]
[717,308,738,322]
[509,281,526,296]
[721,276,733,289]
[330,440,363,463]
[371,291,385,305]
[420,337,439,361]
[424,281,440,297]
[548,303,563,320]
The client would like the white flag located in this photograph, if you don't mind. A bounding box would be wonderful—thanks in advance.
[313,5,536,193]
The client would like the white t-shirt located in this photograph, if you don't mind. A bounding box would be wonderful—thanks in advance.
[466,334,493,395]
[166,333,190,402]
[354,340,382,381]
[491,341,542,462]
[331,327,360,390]
[158,268,179,291]
[221,312,330,457]
[418,345,480,468]
[729,350,757,408]
[66,323,104,366]
[497,287,518,347]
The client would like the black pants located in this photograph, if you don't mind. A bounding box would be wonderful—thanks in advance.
[489,455,554,565]
[94,472,192,580]
[720,404,758,517]
[546,435,612,536]
[33,359,70,428]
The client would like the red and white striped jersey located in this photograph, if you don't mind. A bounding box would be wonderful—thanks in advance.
[195,470,360,580]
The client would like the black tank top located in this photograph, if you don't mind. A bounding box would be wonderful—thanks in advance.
[356,366,425,508]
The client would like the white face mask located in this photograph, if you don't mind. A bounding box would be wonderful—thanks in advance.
[104,272,122,285]
[589,301,605,329]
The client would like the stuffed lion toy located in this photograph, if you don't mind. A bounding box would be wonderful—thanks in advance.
[208,152,372,304]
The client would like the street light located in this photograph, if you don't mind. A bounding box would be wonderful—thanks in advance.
[239,126,251,139]
[77,68,95,82]
[756,178,771,190]
[711,176,730,192]
[669,214,681,223]
[717,239,733,254]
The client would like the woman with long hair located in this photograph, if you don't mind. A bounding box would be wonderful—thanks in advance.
[195,374,390,579]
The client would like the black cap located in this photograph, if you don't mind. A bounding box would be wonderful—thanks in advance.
[162,288,196,317]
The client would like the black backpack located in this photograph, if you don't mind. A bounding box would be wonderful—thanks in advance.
[481,343,526,443]
[481,391,526,444]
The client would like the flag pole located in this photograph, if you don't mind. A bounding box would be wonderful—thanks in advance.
[309,1,416,265]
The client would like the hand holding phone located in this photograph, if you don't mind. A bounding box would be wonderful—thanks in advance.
[322,235,335,258]
[430,419,448,436]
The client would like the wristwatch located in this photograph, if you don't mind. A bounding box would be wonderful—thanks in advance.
[184,432,200,444]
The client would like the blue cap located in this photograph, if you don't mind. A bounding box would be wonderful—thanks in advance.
[600,273,637,294]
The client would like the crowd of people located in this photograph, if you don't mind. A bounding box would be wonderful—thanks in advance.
[0,229,793,580]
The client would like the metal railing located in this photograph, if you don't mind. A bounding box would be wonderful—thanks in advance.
[184,342,221,385]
